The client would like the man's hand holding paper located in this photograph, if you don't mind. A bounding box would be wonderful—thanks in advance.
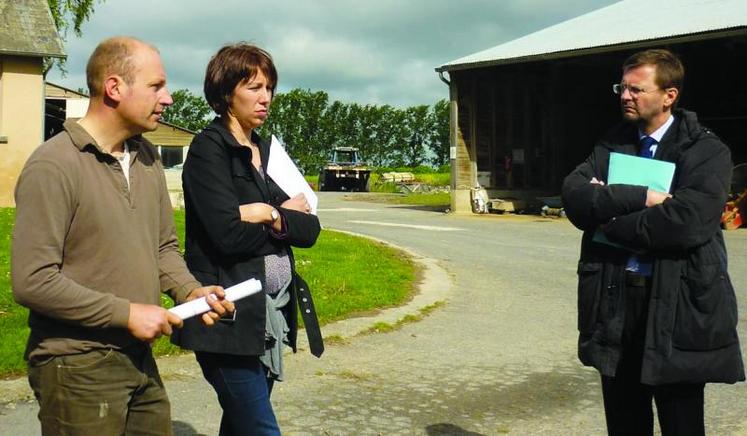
[184,285,234,326]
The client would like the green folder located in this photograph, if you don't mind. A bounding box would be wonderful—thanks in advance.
[593,152,676,248]
[607,152,676,192]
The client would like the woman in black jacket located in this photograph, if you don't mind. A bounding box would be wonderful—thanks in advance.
[172,43,321,436]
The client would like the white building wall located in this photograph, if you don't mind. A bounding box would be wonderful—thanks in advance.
[66,98,89,118]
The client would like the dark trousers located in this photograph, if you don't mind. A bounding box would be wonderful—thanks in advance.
[196,352,280,436]
[601,276,705,436]
[28,345,172,436]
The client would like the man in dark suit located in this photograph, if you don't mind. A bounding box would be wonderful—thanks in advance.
[562,49,744,435]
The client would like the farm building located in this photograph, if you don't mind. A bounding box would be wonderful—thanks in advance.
[437,0,747,213]
[0,0,65,206]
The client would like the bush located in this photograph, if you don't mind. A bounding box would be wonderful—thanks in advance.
[407,165,436,174]
[374,165,447,174]
[375,166,395,174]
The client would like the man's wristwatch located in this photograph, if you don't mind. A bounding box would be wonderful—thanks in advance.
[270,208,279,223]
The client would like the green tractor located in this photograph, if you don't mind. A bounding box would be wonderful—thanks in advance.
[318,147,371,192]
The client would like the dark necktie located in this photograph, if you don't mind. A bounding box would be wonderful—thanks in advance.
[627,135,657,276]
[639,136,657,158]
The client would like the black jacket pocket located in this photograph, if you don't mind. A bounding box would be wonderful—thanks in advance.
[672,263,738,351]
[577,261,603,334]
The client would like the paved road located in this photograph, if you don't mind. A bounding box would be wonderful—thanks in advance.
[2,192,746,435]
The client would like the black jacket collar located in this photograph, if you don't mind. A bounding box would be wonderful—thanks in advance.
[204,117,272,197]
[600,108,705,160]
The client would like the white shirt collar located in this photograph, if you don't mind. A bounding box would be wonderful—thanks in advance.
[639,114,675,143]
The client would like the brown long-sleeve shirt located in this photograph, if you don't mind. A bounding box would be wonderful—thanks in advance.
[12,119,200,363]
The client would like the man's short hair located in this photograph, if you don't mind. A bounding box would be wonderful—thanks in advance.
[86,37,154,97]
[623,48,685,94]
[203,43,278,116]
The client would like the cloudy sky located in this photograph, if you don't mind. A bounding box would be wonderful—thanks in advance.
[48,0,618,108]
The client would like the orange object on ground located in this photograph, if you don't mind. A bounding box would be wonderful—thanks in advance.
[722,189,747,230]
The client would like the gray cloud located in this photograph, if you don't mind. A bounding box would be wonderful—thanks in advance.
[47,0,618,107]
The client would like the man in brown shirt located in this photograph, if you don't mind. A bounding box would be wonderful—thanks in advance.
[12,37,233,435]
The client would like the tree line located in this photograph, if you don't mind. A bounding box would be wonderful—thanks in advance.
[43,1,450,174]
[162,89,449,174]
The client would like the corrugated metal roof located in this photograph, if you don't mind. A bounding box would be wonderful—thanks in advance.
[0,0,65,58]
[437,0,747,72]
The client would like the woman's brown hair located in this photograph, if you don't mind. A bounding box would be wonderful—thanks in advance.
[203,43,278,116]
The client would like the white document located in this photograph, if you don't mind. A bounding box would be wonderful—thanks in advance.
[267,135,318,214]
[169,278,262,320]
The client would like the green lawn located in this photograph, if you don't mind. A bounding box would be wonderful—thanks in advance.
[304,174,319,189]
[0,208,26,377]
[1,208,416,375]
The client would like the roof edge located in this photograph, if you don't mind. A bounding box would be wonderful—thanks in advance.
[46,81,88,97]
[436,26,747,73]
[156,119,198,135]
[0,49,66,59]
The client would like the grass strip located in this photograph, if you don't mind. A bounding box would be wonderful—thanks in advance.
[359,301,446,335]
[0,208,416,375]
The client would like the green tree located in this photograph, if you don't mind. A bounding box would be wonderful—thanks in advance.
[161,89,213,132]
[428,99,450,167]
[400,105,430,167]
[259,89,330,174]
[46,0,103,75]
[258,87,448,171]
[318,100,349,150]
[349,104,375,165]
[370,105,408,167]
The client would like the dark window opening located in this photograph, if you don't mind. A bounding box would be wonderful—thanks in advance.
[160,147,184,167]
[45,99,66,140]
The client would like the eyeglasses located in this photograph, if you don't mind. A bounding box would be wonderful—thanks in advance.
[612,83,659,97]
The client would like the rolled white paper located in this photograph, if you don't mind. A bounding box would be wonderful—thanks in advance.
[169,278,262,319]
